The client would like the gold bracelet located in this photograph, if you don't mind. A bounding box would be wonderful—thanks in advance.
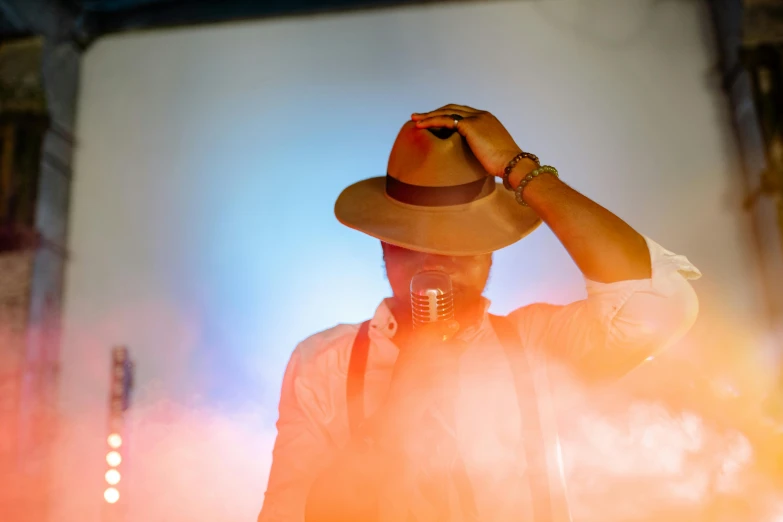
[514,165,558,206]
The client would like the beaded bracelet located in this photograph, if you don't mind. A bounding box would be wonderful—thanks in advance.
[503,151,540,190]
[514,165,559,206]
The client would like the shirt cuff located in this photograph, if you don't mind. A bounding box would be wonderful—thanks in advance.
[584,235,701,298]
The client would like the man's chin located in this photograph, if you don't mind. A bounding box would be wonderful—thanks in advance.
[454,291,483,310]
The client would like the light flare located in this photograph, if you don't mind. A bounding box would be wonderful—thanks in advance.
[106,451,122,467]
[105,469,121,485]
[104,487,119,504]
[108,433,122,448]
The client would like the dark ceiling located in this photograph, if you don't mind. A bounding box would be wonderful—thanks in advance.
[0,0,447,47]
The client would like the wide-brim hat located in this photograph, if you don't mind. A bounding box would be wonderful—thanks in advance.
[334,120,541,255]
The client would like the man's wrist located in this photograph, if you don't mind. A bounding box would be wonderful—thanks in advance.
[517,171,561,206]
[507,157,540,189]
[507,160,561,207]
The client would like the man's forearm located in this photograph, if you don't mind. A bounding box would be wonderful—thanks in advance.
[509,161,651,284]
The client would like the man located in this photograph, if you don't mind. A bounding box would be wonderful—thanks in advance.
[258,104,701,522]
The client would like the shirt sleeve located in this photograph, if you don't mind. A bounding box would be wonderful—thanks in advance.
[509,236,701,380]
[258,347,338,522]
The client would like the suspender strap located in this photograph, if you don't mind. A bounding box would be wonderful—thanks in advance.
[347,320,371,436]
[489,314,554,522]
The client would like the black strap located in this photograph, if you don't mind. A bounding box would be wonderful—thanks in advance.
[489,314,553,522]
[347,320,371,436]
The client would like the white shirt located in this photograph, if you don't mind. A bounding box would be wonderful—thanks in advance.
[258,237,701,522]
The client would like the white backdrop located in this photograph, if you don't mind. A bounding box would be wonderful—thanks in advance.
[52,1,776,520]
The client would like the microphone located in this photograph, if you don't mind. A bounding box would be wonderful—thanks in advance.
[410,270,455,329]
[410,272,473,521]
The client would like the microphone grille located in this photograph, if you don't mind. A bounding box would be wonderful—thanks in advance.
[410,270,455,328]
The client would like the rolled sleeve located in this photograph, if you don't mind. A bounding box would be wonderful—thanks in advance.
[258,348,337,522]
[511,236,701,380]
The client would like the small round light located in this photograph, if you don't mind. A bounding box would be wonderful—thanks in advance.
[105,469,121,485]
[645,356,655,361]
[104,487,120,504]
[107,434,122,448]
[106,451,122,467]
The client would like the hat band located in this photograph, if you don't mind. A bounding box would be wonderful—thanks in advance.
[385,174,495,207]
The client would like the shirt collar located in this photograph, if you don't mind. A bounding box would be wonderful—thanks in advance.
[369,298,400,337]
[370,297,493,340]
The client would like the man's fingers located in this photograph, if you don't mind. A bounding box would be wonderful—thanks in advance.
[414,116,475,134]
[411,108,474,121]
[436,103,481,113]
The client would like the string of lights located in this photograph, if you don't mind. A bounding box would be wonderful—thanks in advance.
[102,346,134,521]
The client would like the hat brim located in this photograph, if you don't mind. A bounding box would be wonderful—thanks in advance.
[334,177,541,256]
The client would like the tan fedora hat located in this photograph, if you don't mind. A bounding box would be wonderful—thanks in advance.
[334,120,541,256]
